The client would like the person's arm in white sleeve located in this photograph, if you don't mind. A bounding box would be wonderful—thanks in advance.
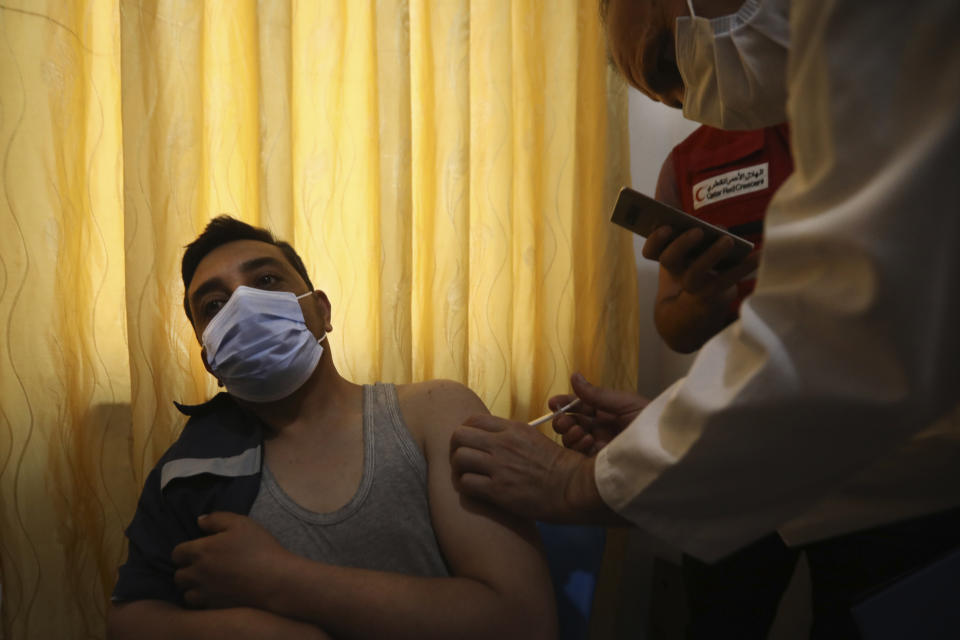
[596,0,960,561]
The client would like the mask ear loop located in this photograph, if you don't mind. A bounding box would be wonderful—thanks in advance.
[296,290,330,345]
[686,0,696,17]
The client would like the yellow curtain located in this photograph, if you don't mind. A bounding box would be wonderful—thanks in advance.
[0,1,638,638]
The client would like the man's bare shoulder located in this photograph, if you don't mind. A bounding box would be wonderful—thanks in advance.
[395,379,489,442]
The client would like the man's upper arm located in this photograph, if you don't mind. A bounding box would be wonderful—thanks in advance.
[416,382,555,613]
[113,466,189,604]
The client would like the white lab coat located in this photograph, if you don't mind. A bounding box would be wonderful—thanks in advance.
[595,0,960,562]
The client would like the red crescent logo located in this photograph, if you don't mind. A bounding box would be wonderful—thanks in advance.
[694,186,706,202]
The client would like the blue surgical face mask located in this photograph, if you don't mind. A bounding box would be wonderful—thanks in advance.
[201,285,327,403]
[675,0,789,130]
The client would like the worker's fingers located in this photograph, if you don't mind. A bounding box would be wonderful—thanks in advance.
[640,225,678,260]
[715,250,760,289]
[449,445,494,477]
[658,228,706,273]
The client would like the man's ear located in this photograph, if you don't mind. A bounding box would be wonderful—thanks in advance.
[313,290,333,333]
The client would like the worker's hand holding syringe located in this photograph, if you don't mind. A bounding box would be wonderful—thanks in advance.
[544,373,649,456]
[450,372,645,522]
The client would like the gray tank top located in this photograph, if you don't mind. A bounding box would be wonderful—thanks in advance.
[249,383,450,577]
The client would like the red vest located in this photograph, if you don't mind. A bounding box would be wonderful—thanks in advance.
[671,124,793,306]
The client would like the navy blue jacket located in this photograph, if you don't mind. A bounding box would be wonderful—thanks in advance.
[112,394,264,604]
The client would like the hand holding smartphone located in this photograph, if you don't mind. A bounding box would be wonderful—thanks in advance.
[610,186,754,270]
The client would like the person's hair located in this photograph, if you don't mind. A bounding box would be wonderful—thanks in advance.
[598,0,611,23]
[181,215,314,325]
[597,0,617,70]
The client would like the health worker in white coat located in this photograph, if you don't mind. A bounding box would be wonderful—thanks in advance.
[450,0,960,636]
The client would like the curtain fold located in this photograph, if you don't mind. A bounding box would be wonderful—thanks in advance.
[0,1,639,637]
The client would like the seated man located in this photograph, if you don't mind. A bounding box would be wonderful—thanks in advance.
[108,216,557,640]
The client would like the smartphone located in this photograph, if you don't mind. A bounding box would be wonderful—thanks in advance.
[610,186,754,269]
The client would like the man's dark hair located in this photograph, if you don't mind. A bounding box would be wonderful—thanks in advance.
[181,215,315,325]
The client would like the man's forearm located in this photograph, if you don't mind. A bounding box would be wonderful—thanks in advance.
[107,600,331,640]
[258,560,552,640]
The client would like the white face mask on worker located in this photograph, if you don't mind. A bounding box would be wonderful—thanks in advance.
[675,0,789,130]
[202,286,326,403]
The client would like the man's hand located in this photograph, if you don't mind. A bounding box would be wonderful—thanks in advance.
[550,373,649,455]
[643,225,760,299]
[172,512,295,610]
[450,414,625,524]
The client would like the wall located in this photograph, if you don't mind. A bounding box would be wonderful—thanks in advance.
[626,92,699,398]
